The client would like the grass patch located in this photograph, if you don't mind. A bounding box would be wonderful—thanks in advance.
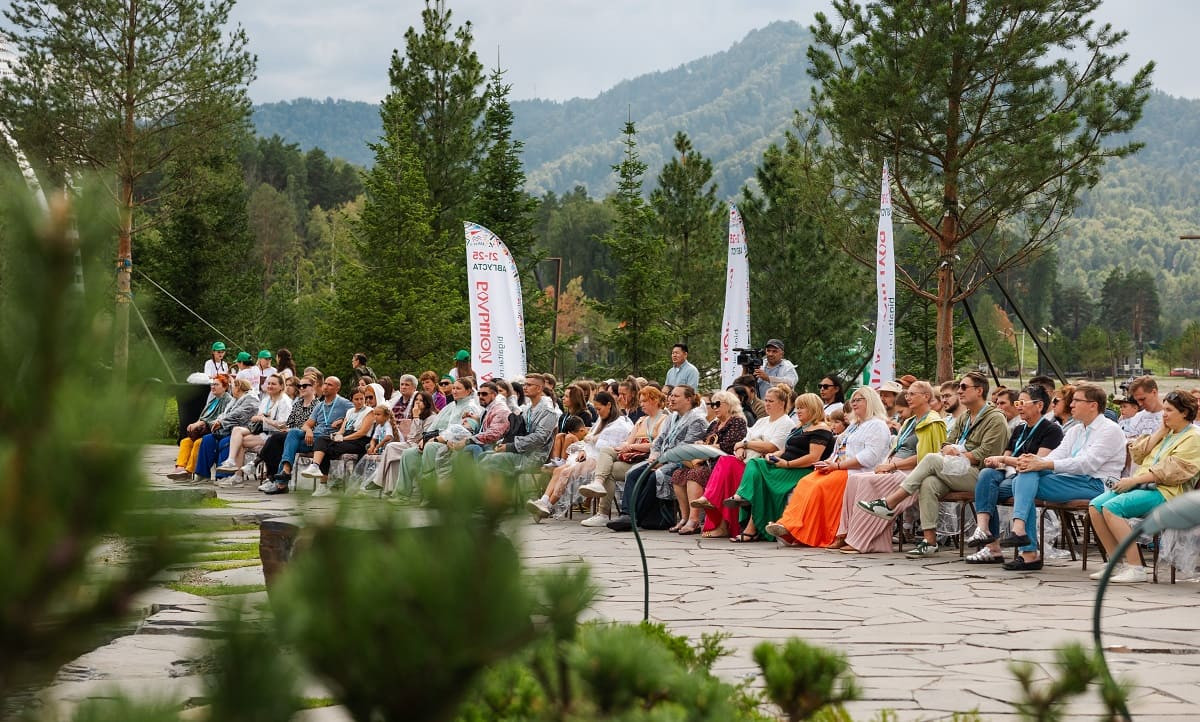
[197,496,232,508]
[196,560,261,572]
[299,698,336,709]
[165,582,267,597]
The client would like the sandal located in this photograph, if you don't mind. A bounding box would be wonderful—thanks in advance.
[966,527,996,549]
[964,547,1004,564]
[690,497,717,511]
[677,523,700,536]
[730,532,761,543]
[668,521,685,533]
[1003,555,1043,571]
[764,522,798,545]
[825,537,848,550]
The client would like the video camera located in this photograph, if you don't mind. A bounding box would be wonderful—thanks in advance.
[734,347,765,373]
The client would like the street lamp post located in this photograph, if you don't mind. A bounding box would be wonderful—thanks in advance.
[545,257,563,377]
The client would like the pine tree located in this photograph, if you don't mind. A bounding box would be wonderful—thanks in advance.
[0,0,255,375]
[803,0,1153,380]
[598,121,672,379]
[739,124,871,389]
[388,0,485,243]
[315,95,459,374]
[471,64,558,371]
[650,132,724,366]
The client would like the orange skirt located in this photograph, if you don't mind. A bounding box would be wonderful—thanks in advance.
[775,469,848,547]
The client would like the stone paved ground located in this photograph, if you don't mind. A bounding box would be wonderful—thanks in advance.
[34,445,1200,720]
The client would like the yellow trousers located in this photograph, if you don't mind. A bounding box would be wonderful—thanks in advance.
[175,438,201,472]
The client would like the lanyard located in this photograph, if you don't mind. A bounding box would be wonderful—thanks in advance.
[318,400,335,428]
[835,422,860,459]
[202,397,220,418]
[1069,424,1093,457]
[892,417,917,455]
[958,403,989,445]
[1151,426,1193,466]
[644,411,664,440]
[1011,418,1043,456]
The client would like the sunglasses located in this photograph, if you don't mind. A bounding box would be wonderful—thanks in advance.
[817,383,835,389]
[707,401,721,408]
[958,383,975,390]
[439,381,452,386]
[298,383,312,388]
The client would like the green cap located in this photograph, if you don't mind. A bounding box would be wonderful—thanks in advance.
[440,374,454,382]
[258,349,272,359]
[236,351,252,363]
[455,349,470,362]
[211,341,226,351]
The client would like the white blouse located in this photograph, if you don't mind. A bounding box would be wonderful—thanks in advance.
[745,414,797,460]
[842,417,892,470]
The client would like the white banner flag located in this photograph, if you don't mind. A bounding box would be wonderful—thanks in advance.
[869,162,896,386]
[720,205,751,389]
[465,222,527,382]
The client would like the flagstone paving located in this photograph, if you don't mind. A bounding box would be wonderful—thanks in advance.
[33,445,1200,720]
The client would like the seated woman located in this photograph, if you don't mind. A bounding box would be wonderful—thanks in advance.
[300,386,375,496]
[765,386,891,547]
[691,387,795,539]
[965,384,1063,563]
[577,386,669,526]
[1051,384,1076,431]
[1090,390,1200,583]
[194,378,259,480]
[169,375,232,479]
[216,373,293,482]
[736,393,834,541]
[256,374,319,491]
[547,385,596,465]
[369,391,435,495]
[823,381,947,553]
[671,390,749,534]
[537,392,633,518]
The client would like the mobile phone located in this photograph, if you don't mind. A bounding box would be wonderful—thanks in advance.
[767,454,779,464]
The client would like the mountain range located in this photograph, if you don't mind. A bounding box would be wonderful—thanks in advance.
[250,20,1200,335]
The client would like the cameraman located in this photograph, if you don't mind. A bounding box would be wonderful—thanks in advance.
[752,339,797,399]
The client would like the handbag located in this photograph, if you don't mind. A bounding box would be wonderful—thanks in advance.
[500,412,528,445]
[617,437,651,464]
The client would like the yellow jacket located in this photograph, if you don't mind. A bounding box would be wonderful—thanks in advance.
[1131,426,1200,500]
[914,410,948,459]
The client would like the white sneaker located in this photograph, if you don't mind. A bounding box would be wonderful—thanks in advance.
[1109,565,1150,584]
[1090,563,1124,580]
[258,480,277,493]
[300,463,323,479]
[312,484,331,497]
[241,462,255,478]
[578,481,606,499]
[216,459,239,472]
[526,498,552,521]
[580,514,609,527]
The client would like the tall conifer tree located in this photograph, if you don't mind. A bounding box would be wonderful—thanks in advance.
[599,121,672,379]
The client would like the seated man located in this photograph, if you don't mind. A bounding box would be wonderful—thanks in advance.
[858,371,1009,557]
[481,373,557,481]
[391,376,482,496]
[608,385,709,531]
[451,381,510,459]
[998,382,1125,571]
[265,376,352,495]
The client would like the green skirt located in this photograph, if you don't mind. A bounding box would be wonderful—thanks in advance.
[736,457,812,540]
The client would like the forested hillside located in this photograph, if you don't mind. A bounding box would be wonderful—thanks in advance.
[250,19,1200,338]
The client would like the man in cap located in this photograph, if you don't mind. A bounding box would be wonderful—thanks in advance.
[754,339,797,400]
[877,379,904,430]
[255,350,277,394]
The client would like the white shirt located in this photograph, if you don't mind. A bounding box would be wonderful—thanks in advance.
[587,416,634,456]
[257,393,293,436]
[843,417,892,470]
[823,401,844,416]
[1046,414,1126,480]
[744,414,796,460]
[204,359,230,378]
[1127,409,1163,438]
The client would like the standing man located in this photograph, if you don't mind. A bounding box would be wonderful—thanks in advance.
[858,371,1009,557]
[754,339,798,400]
[665,343,700,390]
[350,353,375,386]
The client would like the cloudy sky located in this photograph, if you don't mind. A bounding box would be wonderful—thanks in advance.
[231,0,1198,104]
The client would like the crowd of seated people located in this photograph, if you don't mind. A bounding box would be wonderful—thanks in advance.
[172,342,1200,584]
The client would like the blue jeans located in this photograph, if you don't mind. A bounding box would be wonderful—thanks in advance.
[197,434,233,479]
[279,428,315,473]
[973,467,1014,539]
[1011,470,1105,553]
